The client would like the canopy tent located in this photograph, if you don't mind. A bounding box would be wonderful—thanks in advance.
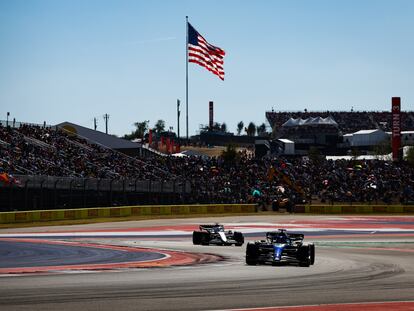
[282,116,338,127]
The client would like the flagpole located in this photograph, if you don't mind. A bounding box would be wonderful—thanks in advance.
[185,16,189,142]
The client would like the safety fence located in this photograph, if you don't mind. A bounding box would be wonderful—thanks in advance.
[0,204,257,224]
[0,175,191,211]
[294,204,414,214]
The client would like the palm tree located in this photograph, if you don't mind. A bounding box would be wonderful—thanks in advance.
[154,119,166,133]
[123,120,148,140]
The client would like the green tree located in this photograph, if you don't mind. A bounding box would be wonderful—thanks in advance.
[237,121,244,135]
[220,122,227,133]
[211,122,221,131]
[154,119,166,133]
[256,123,267,136]
[123,121,149,140]
[246,122,256,136]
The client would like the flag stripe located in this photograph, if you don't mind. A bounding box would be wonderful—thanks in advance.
[188,47,224,70]
[187,22,225,80]
[188,45,224,64]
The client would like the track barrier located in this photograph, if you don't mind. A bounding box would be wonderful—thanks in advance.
[0,204,257,224]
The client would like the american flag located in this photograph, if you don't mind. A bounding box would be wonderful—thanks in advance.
[187,22,225,80]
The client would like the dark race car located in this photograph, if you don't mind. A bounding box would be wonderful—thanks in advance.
[193,224,244,246]
[246,229,315,267]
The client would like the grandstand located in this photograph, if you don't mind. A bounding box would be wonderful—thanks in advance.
[0,122,190,211]
[1,120,414,211]
[266,110,414,134]
[278,116,340,148]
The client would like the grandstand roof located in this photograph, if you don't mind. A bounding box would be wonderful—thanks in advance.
[56,122,141,150]
[282,116,338,127]
[353,129,383,135]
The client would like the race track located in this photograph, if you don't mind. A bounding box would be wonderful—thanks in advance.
[0,239,165,268]
[0,215,414,311]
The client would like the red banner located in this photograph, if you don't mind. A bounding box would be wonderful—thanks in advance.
[166,138,171,154]
[392,97,401,161]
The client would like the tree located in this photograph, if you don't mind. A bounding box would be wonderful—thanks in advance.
[246,122,256,136]
[123,120,149,140]
[220,122,227,133]
[154,119,166,133]
[237,121,244,135]
[406,146,414,166]
[256,123,267,136]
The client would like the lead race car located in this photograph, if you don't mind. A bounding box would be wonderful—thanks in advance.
[246,229,315,267]
[192,224,244,246]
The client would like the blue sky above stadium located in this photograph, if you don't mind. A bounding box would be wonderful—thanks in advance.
[1,0,413,136]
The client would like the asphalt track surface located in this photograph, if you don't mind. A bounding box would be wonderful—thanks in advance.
[0,240,165,268]
[0,215,414,311]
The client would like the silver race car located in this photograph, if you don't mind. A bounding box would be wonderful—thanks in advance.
[193,224,244,246]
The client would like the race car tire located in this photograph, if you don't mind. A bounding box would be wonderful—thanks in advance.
[246,243,258,265]
[233,231,244,246]
[298,245,311,267]
[200,232,210,245]
[192,231,202,245]
[309,243,315,265]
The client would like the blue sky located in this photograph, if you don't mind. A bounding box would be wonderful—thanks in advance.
[1,0,413,136]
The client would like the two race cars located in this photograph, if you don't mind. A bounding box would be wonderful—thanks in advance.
[246,229,315,267]
[192,224,244,246]
[193,224,315,267]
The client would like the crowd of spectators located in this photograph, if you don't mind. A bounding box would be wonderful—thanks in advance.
[0,124,171,180]
[1,123,414,206]
[159,154,414,206]
[266,111,414,134]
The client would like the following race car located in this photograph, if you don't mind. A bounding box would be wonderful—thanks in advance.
[246,229,315,267]
[193,224,244,246]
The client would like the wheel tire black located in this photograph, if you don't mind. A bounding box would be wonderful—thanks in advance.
[246,243,258,265]
[309,244,315,265]
[192,231,202,245]
[200,232,210,245]
[298,245,311,267]
[234,231,244,246]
